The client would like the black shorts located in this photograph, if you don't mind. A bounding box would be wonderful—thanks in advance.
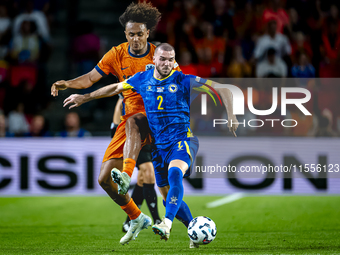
[136,144,152,167]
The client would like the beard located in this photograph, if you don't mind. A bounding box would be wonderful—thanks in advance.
[156,65,172,78]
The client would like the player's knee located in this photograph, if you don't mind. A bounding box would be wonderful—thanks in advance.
[139,163,155,183]
[98,169,111,188]
[98,173,109,188]
[137,175,144,187]
[168,167,183,185]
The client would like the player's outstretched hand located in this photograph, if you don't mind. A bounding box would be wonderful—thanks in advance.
[51,80,68,97]
[228,117,239,137]
[63,94,85,109]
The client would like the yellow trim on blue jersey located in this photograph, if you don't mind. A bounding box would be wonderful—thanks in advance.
[187,128,194,138]
[205,80,213,86]
[184,141,192,162]
[122,80,134,90]
[153,70,176,81]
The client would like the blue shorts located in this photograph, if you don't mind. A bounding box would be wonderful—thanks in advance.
[152,136,199,187]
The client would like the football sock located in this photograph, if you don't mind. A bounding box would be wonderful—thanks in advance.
[143,183,161,223]
[124,184,144,223]
[163,200,193,227]
[165,167,184,222]
[122,158,136,177]
[120,198,141,220]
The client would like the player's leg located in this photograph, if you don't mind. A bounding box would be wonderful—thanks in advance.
[156,185,195,248]
[122,144,161,231]
[98,158,128,205]
[122,170,144,232]
[137,144,161,224]
[158,186,193,227]
[111,112,150,194]
[102,121,151,244]
[153,137,199,241]
[138,161,161,224]
[98,158,150,244]
[165,160,188,224]
[152,161,187,241]
[162,199,193,227]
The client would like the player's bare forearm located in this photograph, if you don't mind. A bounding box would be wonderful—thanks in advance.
[90,82,126,100]
[63,82,126,109]
[66,74,95,89]
[51,68,102,96]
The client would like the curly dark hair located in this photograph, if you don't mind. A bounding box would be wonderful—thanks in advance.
[119,2,161,31]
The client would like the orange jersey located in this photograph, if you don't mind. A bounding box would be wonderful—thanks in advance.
[96,42,181,116]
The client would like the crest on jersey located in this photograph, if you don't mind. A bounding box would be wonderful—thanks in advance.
[147,85,153,91]
[145,64,155,71]
[168,84,178,93]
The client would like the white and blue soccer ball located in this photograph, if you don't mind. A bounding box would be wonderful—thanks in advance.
[188,216,217,244]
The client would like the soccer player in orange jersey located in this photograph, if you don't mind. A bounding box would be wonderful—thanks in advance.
[51,2,179,244]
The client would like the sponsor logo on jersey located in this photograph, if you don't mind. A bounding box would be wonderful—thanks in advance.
[177,141,184,151]
[157,87,164,92]
[145,64,155,71]
[168,84,178,93]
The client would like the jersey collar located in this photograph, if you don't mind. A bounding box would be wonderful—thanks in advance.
[153,69,175,81]
[128,43,150,58]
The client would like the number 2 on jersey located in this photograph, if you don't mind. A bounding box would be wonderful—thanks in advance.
[157,95,164,110]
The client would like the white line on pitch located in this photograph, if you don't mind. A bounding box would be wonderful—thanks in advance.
[206,193,245,208]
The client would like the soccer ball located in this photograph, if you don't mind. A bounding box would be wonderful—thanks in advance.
[188,216,217,244]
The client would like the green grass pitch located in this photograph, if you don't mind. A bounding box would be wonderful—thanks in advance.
[0,195,340,254]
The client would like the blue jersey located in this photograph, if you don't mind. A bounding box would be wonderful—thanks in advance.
[122,69,207,149]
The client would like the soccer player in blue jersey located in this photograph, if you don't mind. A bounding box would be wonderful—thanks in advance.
[63,43,238,245]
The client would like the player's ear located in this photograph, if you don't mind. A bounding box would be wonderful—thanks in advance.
[146,29,150,38]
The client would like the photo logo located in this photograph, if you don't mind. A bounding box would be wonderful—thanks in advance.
[195,83,312,129]
[201,85,311,116]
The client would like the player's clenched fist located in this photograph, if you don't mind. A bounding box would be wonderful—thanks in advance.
[51,80,69,97]
[63,94,87,109]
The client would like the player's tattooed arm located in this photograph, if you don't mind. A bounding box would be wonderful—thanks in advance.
[63,82,127,109]
[51,68,102,97]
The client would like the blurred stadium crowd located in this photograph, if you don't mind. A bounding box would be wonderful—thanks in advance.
[0,0,339,137]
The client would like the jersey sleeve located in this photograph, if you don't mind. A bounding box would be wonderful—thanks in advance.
[186,75,211,92]
[186,75,217,104]
[95,47,119,76]
[121,72,142,93]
